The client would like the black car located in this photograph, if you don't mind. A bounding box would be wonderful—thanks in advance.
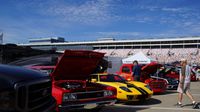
[0,64,56,112]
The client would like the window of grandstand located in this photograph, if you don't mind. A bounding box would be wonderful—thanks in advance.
[142,46,151,49]
[116,46,123,49]
[133,46,141,49]
[124,46,132,49]
[161,41,171,44]
[151,46,160,49]
[161,45,171,48]
[185,45,198,48]
[184,40,197,43]
[108,46,115,49]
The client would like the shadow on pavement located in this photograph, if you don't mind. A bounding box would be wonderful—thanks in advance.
[100,105,149,112]
[123,98,162,106]
[153,90,177,96]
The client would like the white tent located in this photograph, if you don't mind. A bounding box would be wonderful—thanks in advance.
[122,52,156,64]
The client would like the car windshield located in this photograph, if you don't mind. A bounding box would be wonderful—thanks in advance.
[100,75,127,82]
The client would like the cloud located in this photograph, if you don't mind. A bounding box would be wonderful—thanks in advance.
[161,8,185,12]
[96,32,143,37]
[97,32,142,36]
[2,0,200,43]
[40,0,113,24]
[0,20,68,43]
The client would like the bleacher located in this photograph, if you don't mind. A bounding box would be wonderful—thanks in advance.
[95,48,200,64]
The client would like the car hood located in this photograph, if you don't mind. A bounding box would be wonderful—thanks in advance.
[128,81,146,87]
[0,64,49,87]
[97,81,146,88]
[98,82,127,87]
[142,62,161,75]
[97,81,152,95]
[52,50,104,80]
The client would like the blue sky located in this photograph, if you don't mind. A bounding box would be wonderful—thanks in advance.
[0,0,200,43]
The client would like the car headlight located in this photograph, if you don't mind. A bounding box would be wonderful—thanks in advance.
[145,85,152,91]
[62,93,77,102]
[0,91,15,111]
[119,86,132,92]
[104,90,113,97]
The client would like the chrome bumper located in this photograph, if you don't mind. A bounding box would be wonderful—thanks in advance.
[58,99,116,112]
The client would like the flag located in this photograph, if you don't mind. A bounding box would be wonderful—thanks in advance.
[0,33,3,44]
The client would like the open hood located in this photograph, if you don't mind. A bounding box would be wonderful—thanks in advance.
[142,62,161,75]
[52,50,104,80]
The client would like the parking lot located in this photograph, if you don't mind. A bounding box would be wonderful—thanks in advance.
[100,81,200,112]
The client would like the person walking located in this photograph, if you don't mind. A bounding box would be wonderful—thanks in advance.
[132,60,141,81]
[176,59,197,108]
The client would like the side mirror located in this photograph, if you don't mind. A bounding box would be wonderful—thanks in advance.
[91,79,97,82]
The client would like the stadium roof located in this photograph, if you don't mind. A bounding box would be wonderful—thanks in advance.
[19,36,200,46]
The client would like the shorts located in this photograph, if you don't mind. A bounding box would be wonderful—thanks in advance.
[177,83,190,93]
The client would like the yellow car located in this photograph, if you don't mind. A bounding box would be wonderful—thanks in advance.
[89,73,153,101]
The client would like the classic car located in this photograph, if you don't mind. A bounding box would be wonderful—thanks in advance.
[163,66,197,82]
[153,67,179,90]
[27,50,117,112]
[191,69,197,81]
[0,64,56,112]
[89,73,153,102]
[164,67,179,80]
[117,62,168,93]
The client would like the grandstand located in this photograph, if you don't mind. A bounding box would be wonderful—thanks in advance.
[19,37,200,64]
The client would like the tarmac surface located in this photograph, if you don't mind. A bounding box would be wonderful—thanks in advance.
[100,81,200,112]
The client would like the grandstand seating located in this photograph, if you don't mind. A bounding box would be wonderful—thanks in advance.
[95,48,200,64]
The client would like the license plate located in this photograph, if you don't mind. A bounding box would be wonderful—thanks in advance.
[84,103,97,109]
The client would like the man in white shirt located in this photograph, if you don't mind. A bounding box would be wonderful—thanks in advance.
[176,59,197,108]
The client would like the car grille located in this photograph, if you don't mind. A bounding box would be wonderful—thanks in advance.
[127,95,134,100]
[76,91,105,100]
[127,95,149,100]
[15,79,53,112]
[137,95,149,99]
[149,81,165,89]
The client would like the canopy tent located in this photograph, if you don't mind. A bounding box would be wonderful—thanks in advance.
[122,52,157,64]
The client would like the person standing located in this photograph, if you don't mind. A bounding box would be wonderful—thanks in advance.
[132,60,141,81]
[176,59,197,108]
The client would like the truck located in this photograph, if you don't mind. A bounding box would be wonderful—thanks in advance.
[0,64,56,112]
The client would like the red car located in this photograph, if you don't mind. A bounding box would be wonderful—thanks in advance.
[117,62,167,93]
[164,68,179,80]
[29,50,117,112]
[191,70,197,81]
[164,67,197,81]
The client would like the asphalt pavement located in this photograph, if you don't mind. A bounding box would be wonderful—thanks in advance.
[100,81,200,112]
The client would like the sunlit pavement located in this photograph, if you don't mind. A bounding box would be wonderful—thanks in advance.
[100,81,200,112]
